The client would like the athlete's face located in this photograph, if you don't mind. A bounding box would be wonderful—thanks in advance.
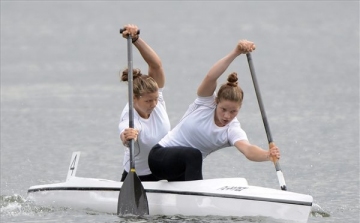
[214,99,240,127]
[134,91,159,119]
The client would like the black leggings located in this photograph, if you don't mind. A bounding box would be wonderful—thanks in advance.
[120,170,160,182]
[148,144,203,181]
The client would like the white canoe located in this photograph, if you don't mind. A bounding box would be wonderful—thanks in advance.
[27,152,313,222]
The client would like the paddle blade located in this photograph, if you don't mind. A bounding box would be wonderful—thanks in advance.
[117,171,149,216]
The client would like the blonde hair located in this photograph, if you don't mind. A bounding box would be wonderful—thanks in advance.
[217,72,244,105]
[121,68,158,97]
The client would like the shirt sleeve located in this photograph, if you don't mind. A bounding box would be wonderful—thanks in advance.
[227,120,248,145]
[194,92,216,107]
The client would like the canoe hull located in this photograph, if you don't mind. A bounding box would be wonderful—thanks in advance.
[27,152,312,222]
[27,177,312,222]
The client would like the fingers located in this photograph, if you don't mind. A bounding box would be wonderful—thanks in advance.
[122,24,139,39]
[237,39,256,54]
[123,128,139,141]
[269,144,280,160]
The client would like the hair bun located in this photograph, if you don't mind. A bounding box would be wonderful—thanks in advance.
[227,72,238,87]
[133,68,142,78]
[121,68,142,81]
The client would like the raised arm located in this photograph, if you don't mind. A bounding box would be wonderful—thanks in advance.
[122,24,165,88]
[197,40,256,97]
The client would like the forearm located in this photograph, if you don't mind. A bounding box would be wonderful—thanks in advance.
[133,38,165,87]
[134,38,162,69]
[235,141,270,162]
[197,49,241,96]
[206,49,240,81]
[244,144,270,162]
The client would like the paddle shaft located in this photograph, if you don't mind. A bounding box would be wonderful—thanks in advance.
[120,28,139,170]
[246,53,287,191]
[126,34,136,170]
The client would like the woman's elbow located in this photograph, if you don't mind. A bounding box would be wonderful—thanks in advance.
[151,60,163,70]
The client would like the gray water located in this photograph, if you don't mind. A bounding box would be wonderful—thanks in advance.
[1,1,359,223]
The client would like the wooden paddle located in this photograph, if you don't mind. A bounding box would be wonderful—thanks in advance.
[117,29,149,215]
[246,53,287,191]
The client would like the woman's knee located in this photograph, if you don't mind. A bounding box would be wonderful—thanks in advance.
[184,148,203,164]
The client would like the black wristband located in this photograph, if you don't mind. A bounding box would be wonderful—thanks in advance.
[132,36,139,43]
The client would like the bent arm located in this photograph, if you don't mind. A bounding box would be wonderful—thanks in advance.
[197,39,255,97]
[197,49,241,97]
[122,24,165,88]
[133,38,165,88]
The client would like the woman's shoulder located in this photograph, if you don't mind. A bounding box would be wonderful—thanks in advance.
[229,117,241,126]
[194,92,216,106]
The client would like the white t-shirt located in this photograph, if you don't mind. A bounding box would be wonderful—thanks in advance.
[119,89,170,175]
[159,93,248,158]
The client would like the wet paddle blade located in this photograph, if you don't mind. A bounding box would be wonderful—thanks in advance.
[117,171,149,215]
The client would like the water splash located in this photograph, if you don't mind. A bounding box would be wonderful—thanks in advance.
[311,203,331,217]
[1,194,27,214]
[0,194,67,217]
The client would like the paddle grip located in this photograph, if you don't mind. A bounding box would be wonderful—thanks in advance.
[120,28,140,34]
[268,142,278,164]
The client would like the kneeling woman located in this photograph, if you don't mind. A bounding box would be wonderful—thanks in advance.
[148,39,280,181]
[119,24,170,182]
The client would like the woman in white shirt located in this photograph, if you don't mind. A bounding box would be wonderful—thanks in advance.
[148,39,280,181]
[119,24,170,181]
